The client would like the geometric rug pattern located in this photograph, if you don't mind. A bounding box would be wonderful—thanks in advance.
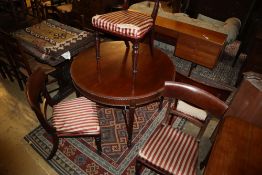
[155,40,245,88]
[25,102,183,175]
[24,40,243,175]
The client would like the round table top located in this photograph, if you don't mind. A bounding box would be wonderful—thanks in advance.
[70,41,175,106]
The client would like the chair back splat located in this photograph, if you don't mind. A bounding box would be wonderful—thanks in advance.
[135,81,228,175]
[26,68,102,159]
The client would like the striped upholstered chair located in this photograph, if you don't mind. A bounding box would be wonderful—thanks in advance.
[26,68,102,160]
[135,81,228,175]
[92,0,160,73]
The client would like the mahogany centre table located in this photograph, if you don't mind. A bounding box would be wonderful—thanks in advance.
[70,41,175,147]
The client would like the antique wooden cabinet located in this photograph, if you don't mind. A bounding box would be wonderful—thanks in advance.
[225,72,262,128]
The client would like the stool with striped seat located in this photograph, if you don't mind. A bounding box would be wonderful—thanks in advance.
[26,68,102,160]
[92,0,160,73]
[135,81,228,175]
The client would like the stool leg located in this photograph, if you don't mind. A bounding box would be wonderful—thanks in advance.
[132,41,139,73]
[95,31,100,60]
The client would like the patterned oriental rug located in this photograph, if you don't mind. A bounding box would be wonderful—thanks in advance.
[155,40,245,87]
[25,103,184,175]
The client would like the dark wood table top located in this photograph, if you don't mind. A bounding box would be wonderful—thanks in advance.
[204,116,262,175]
[70,41,175,107]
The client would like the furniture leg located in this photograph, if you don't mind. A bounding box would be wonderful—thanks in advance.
[124,40,130,48]
[127,104,136,147]
[122,107,129,131]
[52,61,74,103]
[75,89,81,97]
[149,29,155,55]
[188,62,197,77]
[200,147,212,169]
[232,42,242,67]
[135,160,142,175]
[95,135,102,155]
[48,135,59,160]
[158,96,164,111]
[95,31,100,60]
[132,41,139,73]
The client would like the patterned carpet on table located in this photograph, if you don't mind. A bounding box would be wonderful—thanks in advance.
[25,102,185,175]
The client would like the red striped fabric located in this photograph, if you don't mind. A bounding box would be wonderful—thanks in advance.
[92,10,153,39]
[52,97,100,137]
[138,125,198,175]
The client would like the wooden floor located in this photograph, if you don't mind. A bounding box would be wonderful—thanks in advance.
[0,78,58,175]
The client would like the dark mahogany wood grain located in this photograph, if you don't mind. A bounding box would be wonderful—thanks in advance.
[204,116,262,175]
[70,41,175,146]
[70,41,175,106]
[154,15,227,69]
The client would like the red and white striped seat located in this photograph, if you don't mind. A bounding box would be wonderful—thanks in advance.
[52,97,100,137]
[92,10,153,39]
[138,125,198,175]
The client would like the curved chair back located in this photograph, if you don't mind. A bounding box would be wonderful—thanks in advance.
[163,81,228,117]
[135,81,229,175]
[26,68,55,133]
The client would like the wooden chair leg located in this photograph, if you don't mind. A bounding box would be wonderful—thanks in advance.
[158,96,164,111]
[48,135,59,160]
[95,135,102,155]
[3,65,14,81]
[135,160,142,175]
[75,89,81,97]
[132,41,139,73]
[95,31,100,60]
[200,147,212,169]
[149,29,155,55]
[124,40,130,48]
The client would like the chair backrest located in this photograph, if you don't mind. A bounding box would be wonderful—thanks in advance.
[163,81,228,140]
[26,68,55,133]
[125,0,160,23]
[1,31,33,76]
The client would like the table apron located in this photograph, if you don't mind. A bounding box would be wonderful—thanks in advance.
[75,85,163,107]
